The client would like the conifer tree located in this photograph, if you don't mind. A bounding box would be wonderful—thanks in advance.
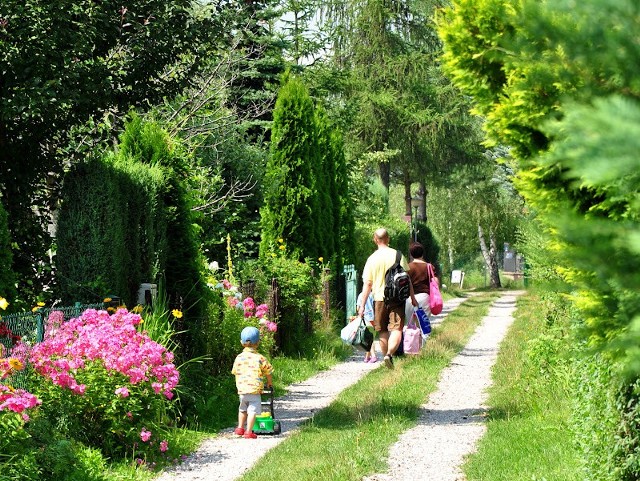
[223,0,286,142]
[261,76,320,260]
[315,107,337,261]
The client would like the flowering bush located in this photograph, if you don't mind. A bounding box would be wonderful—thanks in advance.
[0,295,42,479]
[27,308,178,461]
[31,308,178,398]
[212,279,277,356]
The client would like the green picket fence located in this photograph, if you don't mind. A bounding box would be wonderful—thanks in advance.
[1,302,104,389]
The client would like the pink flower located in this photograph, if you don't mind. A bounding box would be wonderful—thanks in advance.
[126,411,133,419]
[255,304,269,319]
[115,387,130,398]
[160,440,168,452]
[267,322,278,332]
[28,308,179,398]
[222,280,232,289]
[0,389,41,414]
[226,297,239,308]
[242,297,256,317]
[140,428,152,442]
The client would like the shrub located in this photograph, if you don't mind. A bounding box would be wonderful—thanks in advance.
[27,308,178,462]
[238,256,320,356]
[204,278,277,375]
[56,154,167,306]
[0,337,43,480]
[261,75,321,260]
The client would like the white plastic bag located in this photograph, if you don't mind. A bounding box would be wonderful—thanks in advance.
[340,317,361,344]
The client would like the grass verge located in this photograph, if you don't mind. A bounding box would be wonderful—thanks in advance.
[463,292,581,481]
[237,292,499,481]
[106,324,353,480]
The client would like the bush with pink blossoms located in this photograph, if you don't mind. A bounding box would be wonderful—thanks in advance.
[209,279,277,371]
[0,350,42,479]
[27,308,180,460]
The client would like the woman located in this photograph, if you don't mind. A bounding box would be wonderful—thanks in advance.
[404,241,431,322]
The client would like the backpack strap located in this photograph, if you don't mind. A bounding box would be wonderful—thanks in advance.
[394,250,402,267]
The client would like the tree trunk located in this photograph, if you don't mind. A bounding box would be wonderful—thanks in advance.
[418,180,427,222]
[379,162,390,190]
[404,174,412,217]
[478,224,502,288]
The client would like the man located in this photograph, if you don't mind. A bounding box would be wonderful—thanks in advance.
[358,228,417,369]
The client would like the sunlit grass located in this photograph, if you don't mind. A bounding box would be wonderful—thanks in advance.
[463,292,581,481]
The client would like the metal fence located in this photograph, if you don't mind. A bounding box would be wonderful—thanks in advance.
[343,264,357,324]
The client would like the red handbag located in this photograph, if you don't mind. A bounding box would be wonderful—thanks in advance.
[427,263,443,315]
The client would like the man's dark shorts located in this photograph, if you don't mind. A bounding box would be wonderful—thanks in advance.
[373,301,405,332]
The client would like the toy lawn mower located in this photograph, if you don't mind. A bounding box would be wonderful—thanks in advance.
[252,387,281,435]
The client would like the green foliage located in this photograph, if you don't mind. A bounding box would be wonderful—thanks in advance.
[572,356,622,481]
[117,115,208,323]
[35,439,107,481]
[439,3,640,473]
[57,117,208,326]
[332,127,357,267]
[0,411,36,479]
[261,75,321,260]
[0,201,16,304]
[31,361,174,460]
[315,107,337,261]
[238,256,321,356]
[439,0,640,364]
[0,0,222,303]
[56,152,168,305]
[221,0,286,141]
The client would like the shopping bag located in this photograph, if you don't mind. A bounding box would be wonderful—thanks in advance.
[340,317,360,344]
[352,317,374,352]
[415,306,431,336]
[427,263,443,315]
[403,316,422,354]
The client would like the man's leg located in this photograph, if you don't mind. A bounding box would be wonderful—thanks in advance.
[378,330,390,356]
[386,329,402,356]
[386,304,405,357]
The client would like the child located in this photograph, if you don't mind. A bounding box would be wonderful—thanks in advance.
[231,326,273,439]
[356,291,378,363]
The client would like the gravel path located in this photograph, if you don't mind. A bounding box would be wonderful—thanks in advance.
[364,291,523,481]
[155,292,519,481]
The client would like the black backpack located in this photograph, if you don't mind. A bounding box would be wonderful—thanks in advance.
[384,250,411,306]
